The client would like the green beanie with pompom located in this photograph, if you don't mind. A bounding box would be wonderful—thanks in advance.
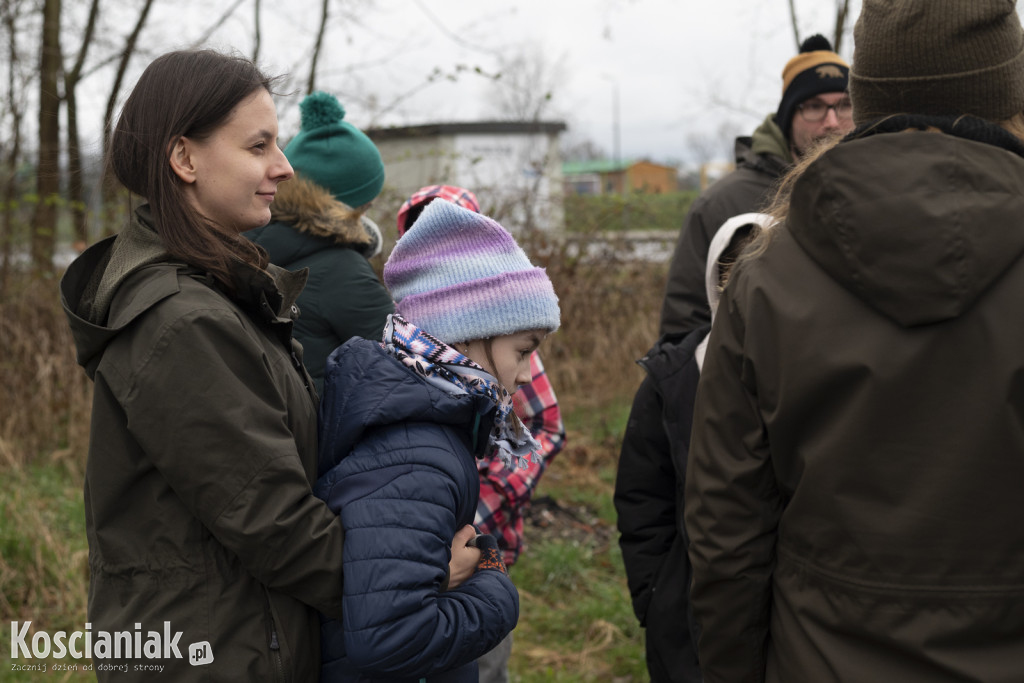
[283,91,385,208]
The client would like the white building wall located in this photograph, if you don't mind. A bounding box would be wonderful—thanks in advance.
[373,128,564,233]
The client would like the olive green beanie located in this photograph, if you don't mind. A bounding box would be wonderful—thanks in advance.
[284,91,385,208]
[850,0,1024,125]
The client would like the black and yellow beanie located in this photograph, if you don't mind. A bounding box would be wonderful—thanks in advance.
[850,0,1024,125]
[776,35,850,138]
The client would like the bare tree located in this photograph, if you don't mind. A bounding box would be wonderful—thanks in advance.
[788,0,855,52]
[486,42,567,122]
[561,136,606,163]
[832,0,852,53]
[307,0,329,94]
[252,0,261,62]
[0,0,31,286]
[63,0,100,247]
[30,0,61,274]
[101,0,153,151]
[787,0,801,49]
[185,0,246,49]
[99,0,153,235]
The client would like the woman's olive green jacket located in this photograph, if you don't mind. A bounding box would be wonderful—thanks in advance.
[60,207,345,682]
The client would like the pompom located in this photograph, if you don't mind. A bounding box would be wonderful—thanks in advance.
[800,34,833,53]
[299,91,346,131]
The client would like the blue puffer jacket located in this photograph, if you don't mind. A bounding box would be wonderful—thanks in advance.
[315,337,520,682]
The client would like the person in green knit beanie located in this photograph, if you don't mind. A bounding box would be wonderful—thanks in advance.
[247,91,394,393]
[284,91,386,209]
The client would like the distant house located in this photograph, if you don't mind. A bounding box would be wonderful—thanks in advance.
[365,120,567,232]
[562,159,678,195]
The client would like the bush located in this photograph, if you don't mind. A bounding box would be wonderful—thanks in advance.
[564,191,696,233]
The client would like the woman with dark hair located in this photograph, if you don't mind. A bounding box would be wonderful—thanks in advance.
[58,49,373,681]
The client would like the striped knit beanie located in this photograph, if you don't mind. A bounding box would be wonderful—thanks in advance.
[383,200,560,344]
[850,0,1024,124]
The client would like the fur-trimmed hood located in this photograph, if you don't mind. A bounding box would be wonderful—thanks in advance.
[272,174,372,244]
[246,174,382,266]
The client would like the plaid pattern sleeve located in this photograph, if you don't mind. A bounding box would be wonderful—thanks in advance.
[475,351,566,567]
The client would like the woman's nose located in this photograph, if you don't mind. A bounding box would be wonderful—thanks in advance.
[272,146,294,181]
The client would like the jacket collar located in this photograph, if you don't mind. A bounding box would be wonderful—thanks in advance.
[734,114,793,177]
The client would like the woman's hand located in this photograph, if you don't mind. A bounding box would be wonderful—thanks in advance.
[447,525,481,590]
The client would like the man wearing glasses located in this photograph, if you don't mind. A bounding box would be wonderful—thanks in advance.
[658,34,853,338]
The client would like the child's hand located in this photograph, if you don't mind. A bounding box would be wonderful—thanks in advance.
[447,525,481,590]
[467,532,508,574]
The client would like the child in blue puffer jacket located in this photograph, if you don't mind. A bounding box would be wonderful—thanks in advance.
[315,199,561,682]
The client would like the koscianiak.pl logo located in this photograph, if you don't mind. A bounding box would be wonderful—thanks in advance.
[9,621,214,675]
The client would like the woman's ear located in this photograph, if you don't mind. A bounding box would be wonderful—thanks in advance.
[168,136,197,184]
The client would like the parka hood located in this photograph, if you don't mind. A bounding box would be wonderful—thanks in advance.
[247,174,381,265]
[60,206,307,377]
[749,113,796,167]
[788,120,1024,326]
[317,338,495,477]
[60,206,173,376]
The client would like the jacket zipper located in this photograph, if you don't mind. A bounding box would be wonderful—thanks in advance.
[262,589,287,683]
[270,628,285,682]
[290,349,311,393]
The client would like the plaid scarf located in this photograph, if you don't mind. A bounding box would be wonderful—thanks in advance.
[381,314,540,469]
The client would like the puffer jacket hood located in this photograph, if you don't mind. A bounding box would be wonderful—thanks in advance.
[248,174,381,264]
[788,117,1024,326]
[318,338,495,478]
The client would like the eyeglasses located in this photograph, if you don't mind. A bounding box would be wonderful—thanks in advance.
[796,99,853,122]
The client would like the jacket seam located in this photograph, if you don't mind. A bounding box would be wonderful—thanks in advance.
[778,544,1024,594]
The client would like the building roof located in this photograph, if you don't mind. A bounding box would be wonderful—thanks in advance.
[562,160,633,175]
[365,120,567,141]
[562,159,679,176]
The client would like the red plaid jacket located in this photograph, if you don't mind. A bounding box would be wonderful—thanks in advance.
[475,351,565,567]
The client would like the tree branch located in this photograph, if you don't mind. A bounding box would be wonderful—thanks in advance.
[186,0,246,49]
[833,0,851,53]
[788,0,801,50]
[307,0,329,94]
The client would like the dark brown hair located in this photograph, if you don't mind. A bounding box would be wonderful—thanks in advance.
[108,49,277,292]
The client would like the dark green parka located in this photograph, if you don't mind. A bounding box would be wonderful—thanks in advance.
[60,207,345,682]
[245,175,394,393]
[686,119,1024,683]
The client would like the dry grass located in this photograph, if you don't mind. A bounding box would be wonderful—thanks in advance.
[524,231,665,419]
[0,271,91,470]
[0,235,669,680]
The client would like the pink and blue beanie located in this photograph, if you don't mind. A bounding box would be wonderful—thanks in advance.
[383,200,560,344]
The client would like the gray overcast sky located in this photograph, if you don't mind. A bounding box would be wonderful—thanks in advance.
[76,0,861,166]
[271,0,860,165]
